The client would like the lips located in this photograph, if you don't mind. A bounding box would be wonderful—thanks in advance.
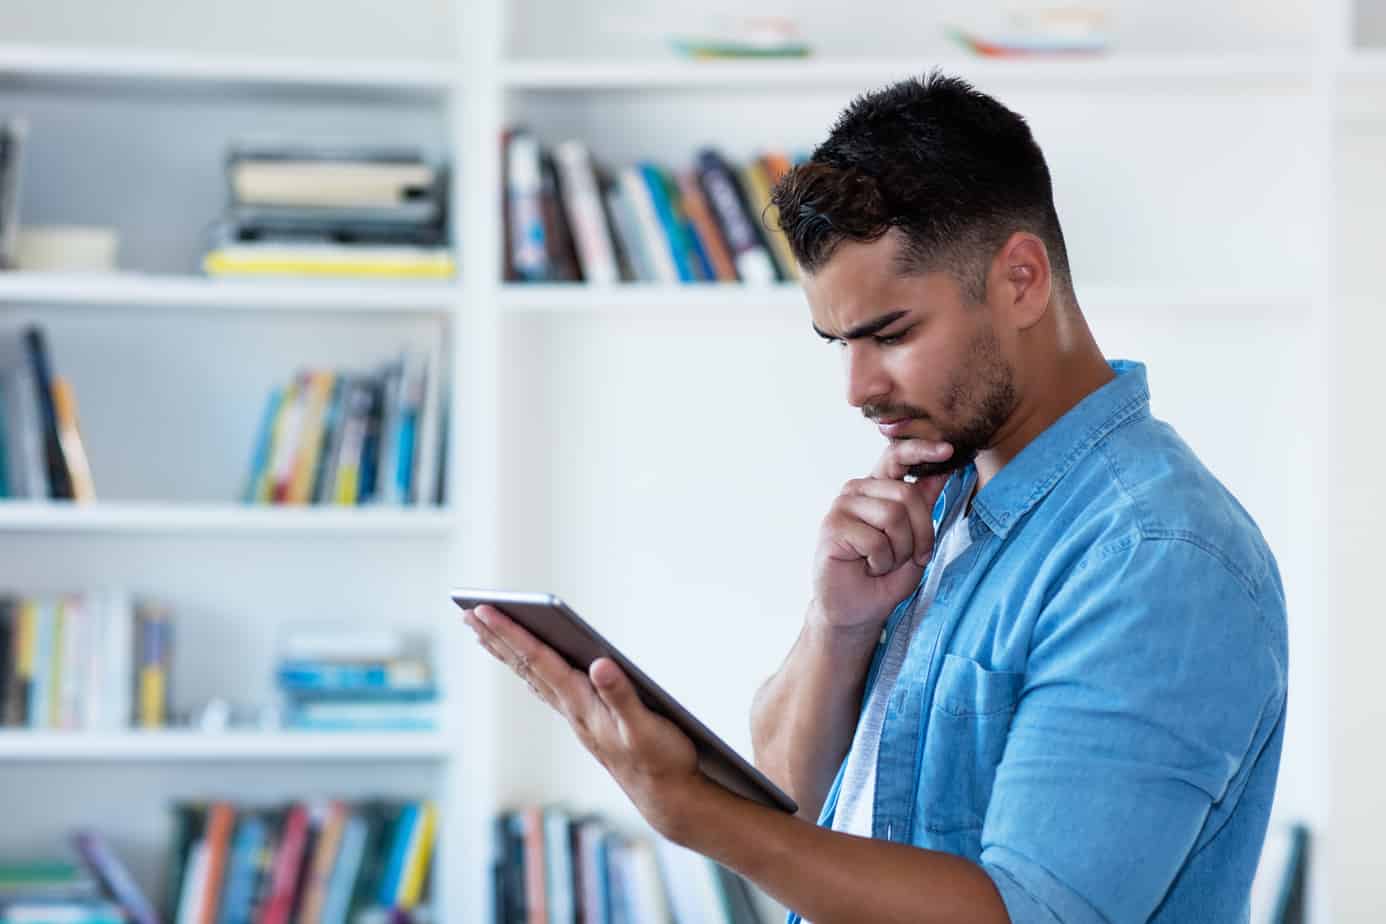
[875,418,913,438]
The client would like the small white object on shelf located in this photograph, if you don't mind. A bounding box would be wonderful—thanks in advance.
[14,226,119,271]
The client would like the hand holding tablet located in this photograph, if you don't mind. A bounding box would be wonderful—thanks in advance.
[453,588,797,815]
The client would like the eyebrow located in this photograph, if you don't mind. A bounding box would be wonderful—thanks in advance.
[812,309,910,342]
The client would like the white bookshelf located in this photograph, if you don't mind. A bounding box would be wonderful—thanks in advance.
[0,272,459,314]
[0,43,453,94]
[0,0,1376,921]
[0,730,452,761]
[0,502,457,535]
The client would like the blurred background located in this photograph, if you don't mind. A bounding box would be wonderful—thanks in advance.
[0,0,1375,922]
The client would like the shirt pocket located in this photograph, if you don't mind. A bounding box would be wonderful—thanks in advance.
[918,653,1025,839]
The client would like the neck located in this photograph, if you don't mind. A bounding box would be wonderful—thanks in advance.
[973,307,1114,489]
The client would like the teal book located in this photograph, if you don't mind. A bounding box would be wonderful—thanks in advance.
[376,802,419,907]
[639,164,694,282]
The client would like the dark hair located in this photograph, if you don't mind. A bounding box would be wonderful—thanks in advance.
[770,72,1072,301]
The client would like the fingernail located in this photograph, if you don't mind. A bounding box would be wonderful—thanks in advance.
[474,607,491,626]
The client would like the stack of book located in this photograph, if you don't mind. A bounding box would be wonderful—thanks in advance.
[493,808,764,924]
[242,349,445,508]
[0,860,121,924]
[166,799,436,924]
[0,592,173,731]
[204,143,453,280]
[276,626,437,732]
[502,134,802,286]
[0,324,95,502]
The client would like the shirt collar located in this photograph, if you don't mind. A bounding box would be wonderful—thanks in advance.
[945,360,1150,540]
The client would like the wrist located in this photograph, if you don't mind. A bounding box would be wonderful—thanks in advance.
[805,599,888,654]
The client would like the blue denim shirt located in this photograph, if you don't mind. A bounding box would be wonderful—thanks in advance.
[789,361,1288,924]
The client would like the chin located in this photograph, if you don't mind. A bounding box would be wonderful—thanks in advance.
[907,448,977,480]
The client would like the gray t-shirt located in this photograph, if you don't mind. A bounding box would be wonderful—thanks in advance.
[830,510,975,838]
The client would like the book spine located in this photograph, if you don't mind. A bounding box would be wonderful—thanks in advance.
[696,151,778,285]
[49,377,95,502]
[377,802,420,908]
[243,388,284,503]
[260,804,310,924]
[71,830,160,924]
[618,167,678,284]
[395,801,436,909]
[196,803,235,924]
[320,814,368,924]
[506,133,550,282]
[554,141,620,285]
[639,164,695,283]
[22,327,74,500]
[677,171,740,282]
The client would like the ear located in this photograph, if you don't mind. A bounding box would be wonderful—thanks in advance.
[992,231,1053,331]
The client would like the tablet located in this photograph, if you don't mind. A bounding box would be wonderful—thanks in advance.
[451,588,798,815]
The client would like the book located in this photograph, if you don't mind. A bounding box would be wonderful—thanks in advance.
[203,243,454,279]
[229,160,439,210]
[696,150,778,284]
[676,171,738,282]
[69,830,159,924]
[0,119,26,270]
[537,151,582,283]
[618,167,679,284]
[49,378,95,502]
[554,141,621,285]
[506,132,550,282]
[21,327,74,500]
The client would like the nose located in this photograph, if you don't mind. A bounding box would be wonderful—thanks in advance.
[844,343,889,409]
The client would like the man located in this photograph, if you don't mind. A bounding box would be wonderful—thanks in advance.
[464,73,1287,922]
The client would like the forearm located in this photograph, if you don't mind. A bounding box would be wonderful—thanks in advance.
[750,603,880,820]
[672,779,1009,924]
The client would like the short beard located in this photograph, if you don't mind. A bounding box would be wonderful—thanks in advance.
[888,325,1016,479]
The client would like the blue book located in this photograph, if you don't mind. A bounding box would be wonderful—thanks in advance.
[276,661,408,691]
[29,600,52,729]
[639,164,695,282]
[377,803,419,907]
[217,814,265,924]
[241,388,282,503]
[321,815,368,924]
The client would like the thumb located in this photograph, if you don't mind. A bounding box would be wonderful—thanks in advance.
[591,658,644,728]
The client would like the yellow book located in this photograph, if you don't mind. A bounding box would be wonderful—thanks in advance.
[288,372,335,504]
[50,378,96,502]
[203,248,455,280]
[139,665,164,729]
[396,801,437,909]
[739,159,799,281]
[48,601,64,728]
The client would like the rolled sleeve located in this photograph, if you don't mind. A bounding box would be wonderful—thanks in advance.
[976,536,1285,924]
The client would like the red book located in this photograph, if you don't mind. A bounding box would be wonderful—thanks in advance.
[522,808,547,924]
[259,804,310,924]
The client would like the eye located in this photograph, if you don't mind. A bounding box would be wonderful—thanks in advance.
[874,326,913,346]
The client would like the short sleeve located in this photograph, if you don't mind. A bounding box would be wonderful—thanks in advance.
[977,536,1286,924]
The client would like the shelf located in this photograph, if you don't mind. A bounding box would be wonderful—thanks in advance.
[0,502,456,536]
[0,729,451,761]
[0,272,460,315]
[0,43,453,95]
[500,283,1309,317]
[502,53,1313,92]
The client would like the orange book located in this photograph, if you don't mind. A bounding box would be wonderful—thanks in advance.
[197,803,236,924]
[296,801,348,924]
[677,171,738,282]
[757,152,801,281]
[287,371,335,504]
[522,808,547,924]
[49,377,95,502]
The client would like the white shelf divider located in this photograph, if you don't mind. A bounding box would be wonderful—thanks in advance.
[0,272,460,315]
[0,43,453,94]
[0,729,451,761]
[0,501,456,536]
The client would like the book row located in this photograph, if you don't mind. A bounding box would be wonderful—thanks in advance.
[242,350,446,508]
[493,808,764,924]
[0,593,172,730]
[0,325,95,502]
[165,799,436,924]
[503,134,804,287]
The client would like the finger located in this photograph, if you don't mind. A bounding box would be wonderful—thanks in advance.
[872,440,953,480]
[467,612,564,707]
[825,515,904,577]
[841,479,935,566]
[832,493,914,569]
[590,658,661,743]
[473,606,604,717]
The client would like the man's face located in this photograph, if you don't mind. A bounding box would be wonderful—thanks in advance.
[803,231,1018,477]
